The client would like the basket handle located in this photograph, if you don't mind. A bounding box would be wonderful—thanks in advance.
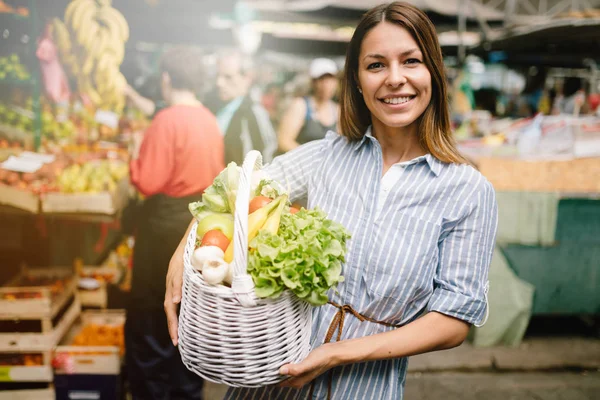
[231,150,263,307]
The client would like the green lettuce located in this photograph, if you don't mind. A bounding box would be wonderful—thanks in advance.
[190,162,240,215]
[247,208,351,306]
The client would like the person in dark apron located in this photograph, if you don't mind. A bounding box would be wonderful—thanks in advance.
[127,46,224,400]
[277,58,340,153]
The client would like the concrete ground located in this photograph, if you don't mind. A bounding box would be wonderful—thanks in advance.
[405,372,600,400]
[203,337,600,399]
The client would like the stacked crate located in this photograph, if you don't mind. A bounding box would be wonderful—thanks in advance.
[54,310,125,400]
[0,266,80,400]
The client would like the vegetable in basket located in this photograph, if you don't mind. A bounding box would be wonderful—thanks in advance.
[188,161,350,305]
[188,163,286,221]
[247,207,351,306]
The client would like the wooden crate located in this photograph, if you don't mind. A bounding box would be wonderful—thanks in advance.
[0,352,53,382]
[79,266,122,285]
[477,156,600,193]
[77,266,124,309]
[0,384,55,400]
[0,388,55,400]
[0,267,77,318]
[0,184,39,213]
[40,179,129,215]
[0,296,81,352]
[77,284,107,309]
[55,310,125,375]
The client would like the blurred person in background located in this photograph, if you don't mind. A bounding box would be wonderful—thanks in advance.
[277,58,340,153]
[261,82,285,125]
[215,50,278,164]
[124,79,165,118]
[554,77,588,115]
[127,46,224,400]
[520,67,547,117]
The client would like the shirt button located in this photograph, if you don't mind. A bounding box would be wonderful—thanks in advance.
[383,186,389,192]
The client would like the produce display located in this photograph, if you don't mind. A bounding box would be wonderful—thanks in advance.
[1,275,71,300]
[96,236,133,291]
[53,0,129,114]
[0,353,43,366]
[0,154,127,195]
[0,99,99,145]
[0,99,34,134]
[0,54,31,81]
[188,163,351,306]
[0,1,29,16]
[79,269,117,284]
[71,323,125,356]
[57,159,127,193]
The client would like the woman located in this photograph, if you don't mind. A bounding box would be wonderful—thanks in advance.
[128,46,224,400]
[165,3,497,399]
[277,58,339,153]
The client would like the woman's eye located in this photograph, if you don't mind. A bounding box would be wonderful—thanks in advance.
[367,62,384,70]
[405,58,422,65]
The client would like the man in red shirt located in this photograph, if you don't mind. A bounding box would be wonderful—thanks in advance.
[127,46,223,400]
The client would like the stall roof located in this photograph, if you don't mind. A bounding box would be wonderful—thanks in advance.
[473,17,600,67]
[244,0,505,20]
[243,0,600,24]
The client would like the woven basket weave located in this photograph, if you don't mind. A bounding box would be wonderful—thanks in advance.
[178,150,313,387]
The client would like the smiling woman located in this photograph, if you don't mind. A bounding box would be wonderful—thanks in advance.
[358,24,432,138]
[165,3,498,400]
[339,2,466,167]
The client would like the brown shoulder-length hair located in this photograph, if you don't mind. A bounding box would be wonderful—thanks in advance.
[339,2,466,164]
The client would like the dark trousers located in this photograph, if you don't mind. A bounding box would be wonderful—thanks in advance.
[125,309,204,400]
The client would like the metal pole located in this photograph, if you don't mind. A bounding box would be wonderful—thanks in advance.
[30,0,41,151]
[458,0,468,65]
[504,0,517,28]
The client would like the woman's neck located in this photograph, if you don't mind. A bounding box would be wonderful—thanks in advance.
[372,119,426,172]
[168,90,201,107]
[311,94,330,108]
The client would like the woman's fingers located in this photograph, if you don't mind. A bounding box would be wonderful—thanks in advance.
[164,220,194,346]
[164,276,180,346]
[165,248,184,346]
[278,374,313,389]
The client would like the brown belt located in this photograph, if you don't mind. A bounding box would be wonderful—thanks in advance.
[308,301,400,400]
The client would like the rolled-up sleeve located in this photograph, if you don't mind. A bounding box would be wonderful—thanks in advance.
[427,179,498,325]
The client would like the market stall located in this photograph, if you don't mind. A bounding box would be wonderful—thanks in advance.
[0,1,138,398]
[1,0,599,396]
[460,115,600,324]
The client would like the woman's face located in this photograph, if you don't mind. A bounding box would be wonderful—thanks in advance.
[357,22,432,132]
[313,75,338,101]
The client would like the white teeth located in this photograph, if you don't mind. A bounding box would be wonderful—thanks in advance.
[383,97,412,104]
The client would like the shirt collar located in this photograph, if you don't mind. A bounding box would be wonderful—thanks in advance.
[354,126,442,177]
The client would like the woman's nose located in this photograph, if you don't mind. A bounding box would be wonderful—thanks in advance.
[386,65,407,88]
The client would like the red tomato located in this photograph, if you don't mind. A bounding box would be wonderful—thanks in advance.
[290,207,300,214]
[249,196,272,214]
[200,229,230,252]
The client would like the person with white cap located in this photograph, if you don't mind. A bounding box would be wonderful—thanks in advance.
[277,58,340,153]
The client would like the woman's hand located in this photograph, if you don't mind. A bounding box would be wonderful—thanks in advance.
[278,344,339,389]
[164,219,195,346]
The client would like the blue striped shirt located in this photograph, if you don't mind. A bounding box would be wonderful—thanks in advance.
[226,128,498,399]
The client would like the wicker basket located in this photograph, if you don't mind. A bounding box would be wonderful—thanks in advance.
[178,150,313,387]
